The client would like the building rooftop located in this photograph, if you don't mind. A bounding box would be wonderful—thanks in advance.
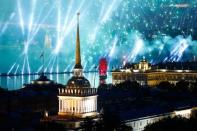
[66,76,91,88]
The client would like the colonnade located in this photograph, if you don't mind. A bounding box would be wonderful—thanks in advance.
[59,97,97,114]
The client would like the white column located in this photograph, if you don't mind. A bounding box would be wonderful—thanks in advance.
[78,100,79,113]
[83,99,85,113]
[92,99,94,112]
[64,99,66,112]
[69,99,72,112]
[73,100,75,113]
[77,100,79,113]
[65,99,67,112]
[62,99,64,112]
[73,100,74,113]
[82,99,84,113]
[95,97,97,111]
[91,99,93,112]
[69,99,71,112]
[87,99,89,112]
[76,100,78,113]
[79,100,81,113]
[74,100,76,113]
[84,99,86,113]
[94,98,96,111]
[81,100,82,113]
[71,99,73,113]
[85,99,87,113]
[90,99,93,112]
[59,99,61,112]
[66,99,68,112]
[92,99,93,112]
[89,99,91,112]
[88,99,90,112]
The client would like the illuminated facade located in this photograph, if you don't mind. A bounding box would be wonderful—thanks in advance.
[125,107,195,131]
[58,14,97,118]
[112,61,197,87]
[134,58,151,72]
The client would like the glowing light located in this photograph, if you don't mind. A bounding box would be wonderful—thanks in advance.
[14,65,19,75]
[27,56,31,74]
[109,37,118,58]
[169,4,190,8]
[133,70,139,73]
[28,0,37,33]
[160,69,167,72]
[174,109,191,118]
[1,0,197,74]
[37,65,43,73]
[22,57,26,74]
[130,38,144,62]
[89,26,99,43]
[0,13,15,35]
[176,70,183,72]
[23,41,29,54]
[101,0,122,23]
[50,56,56,73]
[56,57,59,82]
[169,37,189,62]
[17,0,24,34]
[8,63,16,75]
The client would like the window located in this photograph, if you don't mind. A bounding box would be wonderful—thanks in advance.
[140,121,142,126]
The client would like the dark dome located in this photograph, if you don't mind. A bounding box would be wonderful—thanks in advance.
[36,74,51,81]
[67,76,91,88]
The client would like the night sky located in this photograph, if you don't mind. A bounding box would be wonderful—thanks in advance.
[0,0,197,74]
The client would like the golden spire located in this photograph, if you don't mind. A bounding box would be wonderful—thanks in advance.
[75,12,82,69]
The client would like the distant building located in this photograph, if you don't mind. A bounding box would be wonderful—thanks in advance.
[134,58,151,72]
[124,106,196,131]
[58,13,98,119]
[112,59,197,87]
[31,73,54,85]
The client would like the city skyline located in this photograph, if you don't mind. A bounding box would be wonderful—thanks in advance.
[1,1,197,130]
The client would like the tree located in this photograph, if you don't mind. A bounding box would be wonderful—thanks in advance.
[80,108,132,131]
[81,117,95,131]
[190,80,197,94]
[157,81,172,91]
[35,121,65,131]
[175,80,189,92]
[144,116,197,131]
[96,108,132,131]
[117,124,133,131]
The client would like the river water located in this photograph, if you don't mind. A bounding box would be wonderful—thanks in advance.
[0,72,112,90]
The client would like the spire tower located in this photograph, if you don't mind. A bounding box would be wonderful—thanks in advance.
[58,13,98,119]
[75,12,82,69]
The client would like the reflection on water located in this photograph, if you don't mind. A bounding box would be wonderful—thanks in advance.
[0,72,112,90]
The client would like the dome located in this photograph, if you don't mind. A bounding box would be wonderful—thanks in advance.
[31,73,54,85]
[140,59,147,63]
[66,76,91,88]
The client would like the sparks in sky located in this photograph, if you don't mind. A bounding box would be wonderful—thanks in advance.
[0,0,196,73]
